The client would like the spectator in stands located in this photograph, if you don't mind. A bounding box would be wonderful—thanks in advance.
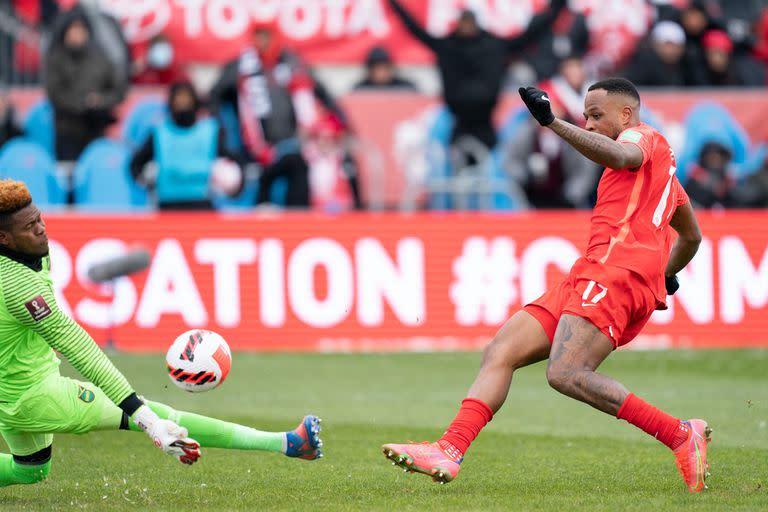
[130,80,244,210]
[732,156,768,207]
[678,0,718,85]
[353,46,417,91]
[0,91,23,149]
[699,29,765,86]
[387,0,565,152]
[0,0,60,85]
[685,141,738,208]
[44,8,125,160]
[754,9,768,76]
[624,21,687,87]
[525,4,590,82]
[209,21,353,208]
[132,34,187,85]
[503,54,599,209]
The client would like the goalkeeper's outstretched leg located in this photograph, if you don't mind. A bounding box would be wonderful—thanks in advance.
[124,401,323,460]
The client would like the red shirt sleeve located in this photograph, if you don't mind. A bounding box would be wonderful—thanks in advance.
[617,125,653,168]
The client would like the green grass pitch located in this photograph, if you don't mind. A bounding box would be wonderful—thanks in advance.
[1,349,766,511]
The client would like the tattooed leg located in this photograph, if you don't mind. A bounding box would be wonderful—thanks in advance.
[546,313,629,415]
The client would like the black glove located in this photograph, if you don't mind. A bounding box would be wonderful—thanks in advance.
[518,87,555,126]
[665,275,679,296]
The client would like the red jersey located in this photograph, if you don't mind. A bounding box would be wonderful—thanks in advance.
[585,122,689,305]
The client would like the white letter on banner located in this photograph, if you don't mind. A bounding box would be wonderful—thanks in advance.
[651,238,714,325]
[280,0,322,39]
[207,0,250,39]
[449,237,519,326]
[348,0,389,37]
[519,237,580,304]
[356,238,425,326]
[136,239,207,327]
[288,239,353,327]
[176,0,207,37]
[48,240,73,318]
[720,236,768,324]
[195,239,257,328]
[75,239,138,328]
[259,239,285,327]
[322,0,349,38]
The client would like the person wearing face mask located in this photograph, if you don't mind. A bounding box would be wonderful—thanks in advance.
[132,34,187,86]
[129,81,244,210]
[44,6,125,161]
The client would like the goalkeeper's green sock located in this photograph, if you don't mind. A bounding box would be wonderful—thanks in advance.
[129,401,285,453]
[0,454,51,487]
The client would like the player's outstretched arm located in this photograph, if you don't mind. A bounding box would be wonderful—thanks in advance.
[518,86,644,170]
[666,201,702,278]
[1,274,201,464]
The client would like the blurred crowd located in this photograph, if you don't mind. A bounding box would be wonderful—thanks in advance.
[0,0,767,211]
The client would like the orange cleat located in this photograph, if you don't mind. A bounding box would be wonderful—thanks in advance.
[382,442,461,484]
[673,419,712,493]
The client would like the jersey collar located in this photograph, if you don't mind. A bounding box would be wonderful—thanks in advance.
[0,245,44,272]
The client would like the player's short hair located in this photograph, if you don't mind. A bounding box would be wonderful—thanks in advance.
[588,78,641,105]
[0,180,32,229]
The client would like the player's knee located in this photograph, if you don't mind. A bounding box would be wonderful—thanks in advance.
[481,335,528,371]
[545,362,575,395]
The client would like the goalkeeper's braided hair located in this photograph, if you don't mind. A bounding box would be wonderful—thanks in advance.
[0,180,32,229]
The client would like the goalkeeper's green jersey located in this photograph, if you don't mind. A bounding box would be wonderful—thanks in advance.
[0,251,135,405]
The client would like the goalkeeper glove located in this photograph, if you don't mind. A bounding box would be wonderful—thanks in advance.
[518,86,555,126]
[132,405,201,465]
[665,274,680,296]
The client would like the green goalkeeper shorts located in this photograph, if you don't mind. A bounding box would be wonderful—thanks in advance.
[0,373,123,456]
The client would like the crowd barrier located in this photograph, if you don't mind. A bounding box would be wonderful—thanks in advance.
[45,210,768,352]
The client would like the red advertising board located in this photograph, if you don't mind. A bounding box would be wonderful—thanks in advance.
[44,211,768,352]
[84,0,652,67]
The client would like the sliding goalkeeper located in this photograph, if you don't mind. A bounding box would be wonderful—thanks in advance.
[0,180,322,486]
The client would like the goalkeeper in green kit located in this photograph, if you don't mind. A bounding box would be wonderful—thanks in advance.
[0,180,322,487]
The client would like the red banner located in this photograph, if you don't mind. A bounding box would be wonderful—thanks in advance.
[85,0,652,66]
[44,211,768,352]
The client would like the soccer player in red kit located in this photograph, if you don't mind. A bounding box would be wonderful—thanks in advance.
[382,78,710,493]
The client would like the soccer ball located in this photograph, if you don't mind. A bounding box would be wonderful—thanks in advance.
[166,329,232,392]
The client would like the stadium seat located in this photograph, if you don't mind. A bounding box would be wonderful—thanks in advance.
[122,97,167,149]
[0,138,66,208]
[22,99,54,157]
[72,138,150,211]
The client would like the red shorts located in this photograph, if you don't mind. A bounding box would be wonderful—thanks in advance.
[523,258,658,348]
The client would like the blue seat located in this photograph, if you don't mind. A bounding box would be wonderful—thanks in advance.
[122,97,167,149]
[73,138,150,211]
[0,138,65,208]
[23,100,54,157]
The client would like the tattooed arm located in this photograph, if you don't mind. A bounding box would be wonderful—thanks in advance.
[548,119,644,170]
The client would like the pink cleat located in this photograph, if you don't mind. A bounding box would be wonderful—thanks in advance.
[382,442,461,484]
[673,419,712,493]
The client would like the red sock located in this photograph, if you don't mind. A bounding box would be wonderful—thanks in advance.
[617,393,689,450]
[438,398,493,460]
